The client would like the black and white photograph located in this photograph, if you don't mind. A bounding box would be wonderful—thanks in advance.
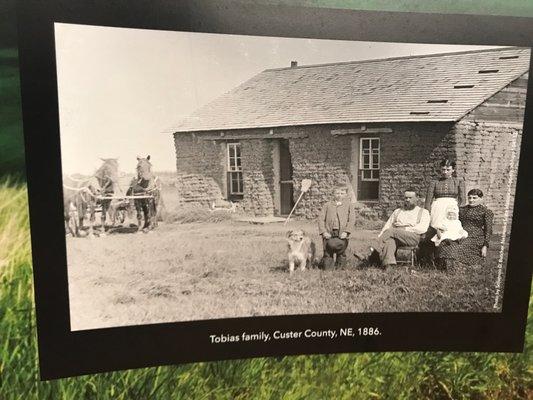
[54,23,530,331]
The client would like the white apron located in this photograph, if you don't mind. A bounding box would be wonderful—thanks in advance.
[430,197,458,228]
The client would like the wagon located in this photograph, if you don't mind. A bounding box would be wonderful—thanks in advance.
[95,194,156,227]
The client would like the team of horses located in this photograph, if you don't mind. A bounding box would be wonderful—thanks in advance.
[63,156,162,238]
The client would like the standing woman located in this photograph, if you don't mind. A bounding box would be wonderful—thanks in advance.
[425,159,466,230]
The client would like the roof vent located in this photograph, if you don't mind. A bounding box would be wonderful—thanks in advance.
[290,61,298,68]
[478,69,499,74]
[454,84,475,89]
[410,111,430,115]
[427,100,448,104]
[499,55,519,60]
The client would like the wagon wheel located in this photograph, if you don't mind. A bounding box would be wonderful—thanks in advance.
[66,212,79,237]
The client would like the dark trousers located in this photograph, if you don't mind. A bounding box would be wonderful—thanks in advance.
[321,229,349,269]
[418,226,437,265]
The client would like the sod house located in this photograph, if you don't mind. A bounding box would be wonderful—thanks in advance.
[171,47,530,230]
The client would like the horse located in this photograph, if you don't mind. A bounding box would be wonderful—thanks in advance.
[63,158,121,238]
[127,155,162,233]
[63,175,98,238]
[93,158,122,234]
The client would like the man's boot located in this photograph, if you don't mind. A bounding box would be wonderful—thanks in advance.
[321,255,335,270]
[336,254,348,269]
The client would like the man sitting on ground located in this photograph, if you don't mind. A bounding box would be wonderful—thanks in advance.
[318,186,355,269]
[357,189,430,268]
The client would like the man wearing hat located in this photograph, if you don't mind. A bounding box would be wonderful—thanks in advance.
[318,186,355,269]
[358,189,430,268]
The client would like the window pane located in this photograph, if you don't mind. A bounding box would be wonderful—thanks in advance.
[228,143,242,175]
[238,173,243,193]
[232,177,238,193]
[229,172,243,194]
[361,138,381,173]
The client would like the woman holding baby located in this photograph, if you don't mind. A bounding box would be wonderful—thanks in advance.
[436,188,494,267]
[424,159,494,268]
[422,158,465,267]
[424,159,466,229]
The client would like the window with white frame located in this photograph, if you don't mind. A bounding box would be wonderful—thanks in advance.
[358,137,380,200]
[360,138,380,180]
[227,142,243,197]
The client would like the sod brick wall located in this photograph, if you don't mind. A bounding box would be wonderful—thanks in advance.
[453,73,527,231]
[285,126,352,219]
[377,123,455,217]
[173,133,225,207]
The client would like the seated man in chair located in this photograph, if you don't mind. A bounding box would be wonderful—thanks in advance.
[357,189,430,268]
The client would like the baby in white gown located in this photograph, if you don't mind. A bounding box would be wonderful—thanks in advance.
[431,205,468,246]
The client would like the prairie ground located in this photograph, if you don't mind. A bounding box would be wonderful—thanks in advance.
[67,191,504,330]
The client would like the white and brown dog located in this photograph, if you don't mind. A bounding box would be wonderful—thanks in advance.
[286,229,316,274]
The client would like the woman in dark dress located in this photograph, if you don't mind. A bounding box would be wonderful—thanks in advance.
[424,159,466,229]
[436,188,494,267]
[420,158,465,265]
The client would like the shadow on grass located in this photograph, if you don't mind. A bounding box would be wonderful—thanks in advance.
[107,225,142,235]
[269,261,289,273]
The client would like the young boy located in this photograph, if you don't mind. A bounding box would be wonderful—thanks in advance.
[317,186,355,269]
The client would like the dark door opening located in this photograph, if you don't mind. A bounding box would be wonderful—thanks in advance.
[279,139,294,215]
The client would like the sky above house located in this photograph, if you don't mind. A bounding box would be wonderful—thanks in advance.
[54,23,501,174]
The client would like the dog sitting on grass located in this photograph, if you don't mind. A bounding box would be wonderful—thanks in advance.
[286,229,316,274]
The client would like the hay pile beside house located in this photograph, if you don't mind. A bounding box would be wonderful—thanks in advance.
[171,47,529,232]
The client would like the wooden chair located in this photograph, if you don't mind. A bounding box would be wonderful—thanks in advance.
[396,245,418,267]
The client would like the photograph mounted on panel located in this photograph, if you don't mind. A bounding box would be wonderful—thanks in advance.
[54,23,529,330]
[18,0,533,379]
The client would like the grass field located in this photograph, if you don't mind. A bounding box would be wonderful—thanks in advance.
[0,49,25,177]
[1,181,532,398]
[67,181,504,330]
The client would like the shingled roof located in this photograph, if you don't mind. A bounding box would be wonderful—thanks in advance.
[172,47,530,133]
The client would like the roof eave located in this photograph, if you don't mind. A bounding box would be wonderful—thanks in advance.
[171,119,458,134]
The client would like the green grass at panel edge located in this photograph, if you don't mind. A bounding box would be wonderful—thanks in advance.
[253,0,533,18]
[1,1,533,395]
[0,180,531,399]
[0,48,25,178]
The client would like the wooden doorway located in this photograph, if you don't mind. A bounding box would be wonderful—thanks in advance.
[279,139,294,215]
